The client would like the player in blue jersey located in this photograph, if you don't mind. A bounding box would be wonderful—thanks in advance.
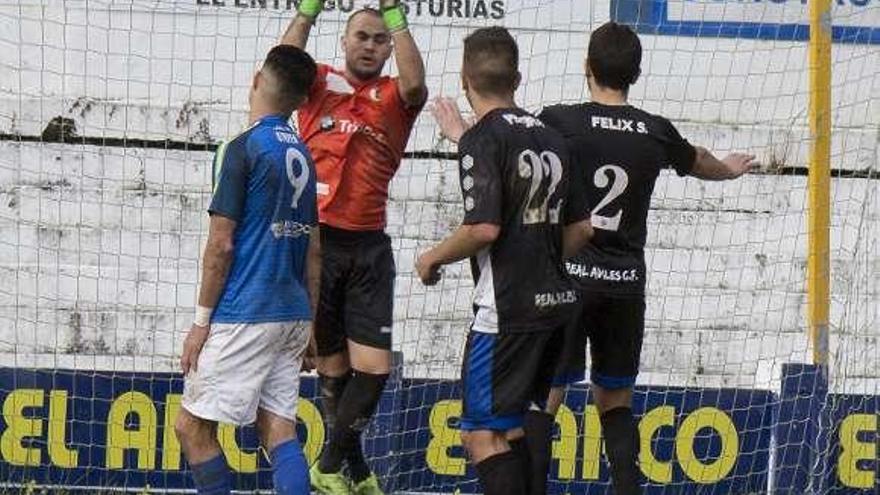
[173,45,319,495]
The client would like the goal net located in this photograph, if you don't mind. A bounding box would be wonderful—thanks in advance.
[0,0,877,493]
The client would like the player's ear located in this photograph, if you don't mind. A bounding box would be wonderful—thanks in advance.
[251,70,261,92]
[513,71,522,92]
[632,68,641,86]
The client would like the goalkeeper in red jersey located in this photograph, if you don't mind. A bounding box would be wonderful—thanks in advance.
[280,1,427,493]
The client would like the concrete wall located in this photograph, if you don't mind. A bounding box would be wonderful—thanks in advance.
[0,1,877,393]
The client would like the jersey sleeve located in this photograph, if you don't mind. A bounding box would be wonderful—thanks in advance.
[387,76,427,122]
[657,117,697,176]
[459,130,503,226]
[208,138,250,221]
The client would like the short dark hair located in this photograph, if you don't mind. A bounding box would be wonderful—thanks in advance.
[262,45,317,110]
[462,26,519,96]
[588,22,642,91]
[346,7,383,33]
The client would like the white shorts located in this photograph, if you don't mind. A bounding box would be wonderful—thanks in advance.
[181,320,310,426]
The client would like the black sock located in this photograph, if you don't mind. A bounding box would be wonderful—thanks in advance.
[508,437,531,493]
[524,410,554,495]
[318,372,361,478]
[600,407,642,495]
[346,447,371,483]
[318,370,388,475]
[319,372,371,481]
[475,450,527,495]
[318,372,352,429]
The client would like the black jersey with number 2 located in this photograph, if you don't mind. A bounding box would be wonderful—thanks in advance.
[458,107,588,334]
[538,102,697,295]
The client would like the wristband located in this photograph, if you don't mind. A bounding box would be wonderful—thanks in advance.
[382,5,408,33]
[297,0,323,20]
[194,305,213,327]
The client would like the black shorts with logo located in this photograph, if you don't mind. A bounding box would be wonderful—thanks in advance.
[553,292,646,390]
[314,224,395,355]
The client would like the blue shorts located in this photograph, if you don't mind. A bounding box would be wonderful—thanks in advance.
[460,328,564,431]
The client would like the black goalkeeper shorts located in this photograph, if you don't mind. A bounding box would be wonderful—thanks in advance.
[314,224,395,356]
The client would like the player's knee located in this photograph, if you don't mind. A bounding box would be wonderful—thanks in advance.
[348,343,392,375]
[460,430,471,448]
[545,386,566,414]
[173,409,195,441]
[316,352,350,376]
[460,430,487,452]
[504,427,525,442]
[256,410,296,451]
[460,430,483,455]
[460,429,503,455]
[591,383,633,414]
[174,409,213,448]
[352,359,391,375]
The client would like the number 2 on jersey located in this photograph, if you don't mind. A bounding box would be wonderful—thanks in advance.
[285,147,310,209]
[591,164,628,231]
[519,149,563,225]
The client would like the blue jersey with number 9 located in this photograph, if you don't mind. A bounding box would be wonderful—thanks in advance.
[208,114,317,323]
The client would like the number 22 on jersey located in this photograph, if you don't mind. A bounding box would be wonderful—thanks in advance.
[519,149,564,225]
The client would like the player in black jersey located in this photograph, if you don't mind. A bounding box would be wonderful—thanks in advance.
[519,22,756,495]
[416,27,592,495]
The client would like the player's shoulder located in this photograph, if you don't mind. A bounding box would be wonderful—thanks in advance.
[314,63,337,84]
[609,103,677,133]
[314,64,359,97]
[248,115,302,150]
[215,121,259,165]
[539,103,585,123]
[540,103,603,139]
[465,107,564,148]
[482,107,549,134]
[459,109,496,148]
[226,121,259,146]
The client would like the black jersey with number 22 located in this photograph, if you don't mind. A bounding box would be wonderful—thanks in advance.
[458,108,588,334]
[539,103,696,295]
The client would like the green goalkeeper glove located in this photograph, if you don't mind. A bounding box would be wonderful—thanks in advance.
[379,0,408,34]
[297,0,324,20]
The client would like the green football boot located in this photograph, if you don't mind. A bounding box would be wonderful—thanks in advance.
[309,463,352,495]
[351,473,384,495]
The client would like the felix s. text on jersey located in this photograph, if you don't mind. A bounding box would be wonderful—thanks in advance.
[591,116,648,134]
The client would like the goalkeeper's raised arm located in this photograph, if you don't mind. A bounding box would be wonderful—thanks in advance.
[281,0,427,107]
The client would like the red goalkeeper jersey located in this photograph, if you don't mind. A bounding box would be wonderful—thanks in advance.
[297,64,423,231]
